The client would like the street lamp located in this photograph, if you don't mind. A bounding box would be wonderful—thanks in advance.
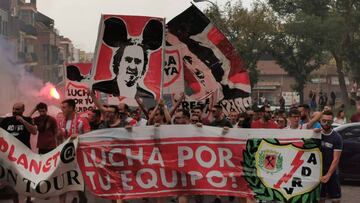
[193,0,218,8]
[193,0,231,36]
[193,0,223,29]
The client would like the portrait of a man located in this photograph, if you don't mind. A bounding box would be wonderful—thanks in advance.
[91,16,164,99]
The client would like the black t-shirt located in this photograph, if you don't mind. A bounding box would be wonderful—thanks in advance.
[0,116,34,148]
[90,121,103,131]
[321,130,343,173]
[210,117,233,128]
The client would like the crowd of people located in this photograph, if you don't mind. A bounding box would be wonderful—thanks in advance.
[1,90,360,203]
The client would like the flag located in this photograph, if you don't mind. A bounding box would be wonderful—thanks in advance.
[65,63,97,113]
[90,15,165,99]
[167,5,251,114]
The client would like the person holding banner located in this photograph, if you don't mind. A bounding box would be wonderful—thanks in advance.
[58,99,90,203]
[90,89,137,127]
[148,100,172,125]
[28,102,58,154]
[191,106,210,125]
[229,110,239,126]
[0,102,37,203]
[251,106,278,129]
[319,110,342,203]
[0,102,37,148]
[97,105,122,129]
[87,109,103,130]
[287,109,302,129]
[209,105,232,128]
[58,99,90,140]
[298,104,321,129]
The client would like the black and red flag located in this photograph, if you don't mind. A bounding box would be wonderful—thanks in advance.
[167,5,251,114]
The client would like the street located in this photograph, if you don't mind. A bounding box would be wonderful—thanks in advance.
[1,184,358,203]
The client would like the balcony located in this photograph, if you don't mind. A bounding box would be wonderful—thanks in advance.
[17,51,38,64]
[21,23,37,37]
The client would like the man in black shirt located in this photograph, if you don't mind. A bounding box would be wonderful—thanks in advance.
[0,102,37,203]
[209,105,233,128]
[319,110,342,203]
[0,102,37,148]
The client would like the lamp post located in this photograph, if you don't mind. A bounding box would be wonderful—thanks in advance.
[193,0,218,8]
[193,0,221,16]
[193,0,228,36]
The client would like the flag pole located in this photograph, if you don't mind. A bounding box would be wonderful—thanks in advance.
[160,17,166,100]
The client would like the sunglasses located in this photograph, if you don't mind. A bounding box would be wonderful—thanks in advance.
[320,119,333,125]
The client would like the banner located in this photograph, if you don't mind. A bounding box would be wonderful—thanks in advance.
[167,5,252,114]
[77,126,321,202]
[282,92,300,106]
[90,15,165,99]
[0,128,84,198]
[65,63,96,113]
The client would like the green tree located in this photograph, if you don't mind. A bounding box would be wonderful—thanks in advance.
[268,0,360,106]
[269,29,326,104]
[204,1,277,87]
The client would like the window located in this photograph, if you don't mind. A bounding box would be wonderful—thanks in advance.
[3,21,6,35]
[311,77,327,84]
[0,16,2,35]
[331,76,350,85]
[338,126,360,141]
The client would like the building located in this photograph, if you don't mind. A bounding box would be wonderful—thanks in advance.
[35,11,63,84]
[254,59,351,106]
[0,0,90,85]
[0,6,9,37]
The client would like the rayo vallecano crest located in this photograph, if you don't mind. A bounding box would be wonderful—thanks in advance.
[258,149,283,174]
[243,139,322,203]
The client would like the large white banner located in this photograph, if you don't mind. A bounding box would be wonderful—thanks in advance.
[0,128,84,198]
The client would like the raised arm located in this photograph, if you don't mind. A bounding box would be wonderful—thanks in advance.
[161,100,172,124]
[148,103,160,125]
[306,111,322,129]
[27,105,38,117]
[89,89,108,113]
[170,92,185,117]
[135,96,149,119]
[16,116,37,135]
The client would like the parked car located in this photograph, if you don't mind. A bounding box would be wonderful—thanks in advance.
[334,122,360,181]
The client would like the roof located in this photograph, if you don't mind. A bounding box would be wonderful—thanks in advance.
[256,60,287,75]
[257,60,341,76]
[36,12,54,28]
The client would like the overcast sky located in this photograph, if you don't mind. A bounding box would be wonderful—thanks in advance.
[37,0,252,52]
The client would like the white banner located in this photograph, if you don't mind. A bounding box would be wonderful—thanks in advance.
[0,128,84,198]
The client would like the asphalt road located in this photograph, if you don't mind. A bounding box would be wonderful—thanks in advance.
[1,184,359,203]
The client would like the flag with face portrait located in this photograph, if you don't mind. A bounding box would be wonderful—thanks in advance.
[90,15,165,100]
[167,5,252,114]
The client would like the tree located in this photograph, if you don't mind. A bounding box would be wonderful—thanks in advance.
[268,0,360,106]
[204,1,277,87]
[269,28,326,104]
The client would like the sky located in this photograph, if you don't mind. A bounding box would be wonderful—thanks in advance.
[37,0,252,52]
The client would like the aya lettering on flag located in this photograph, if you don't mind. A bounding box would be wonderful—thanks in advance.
[167,5,251,114]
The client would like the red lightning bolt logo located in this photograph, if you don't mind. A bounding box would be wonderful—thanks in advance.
[273,151,304,189]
